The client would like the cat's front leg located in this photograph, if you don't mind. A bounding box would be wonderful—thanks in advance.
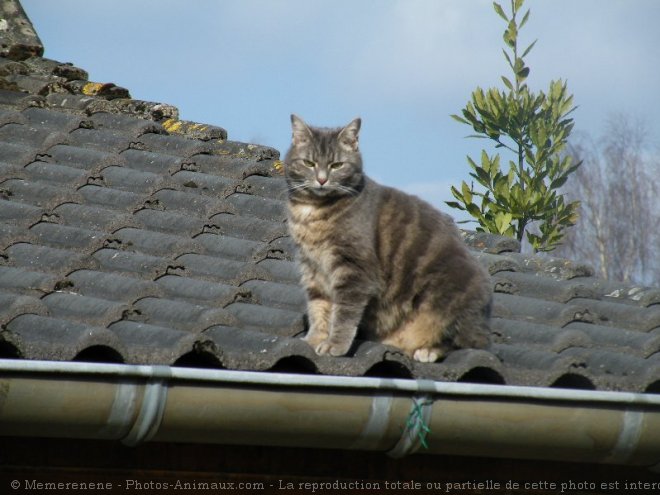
[313,252,378,356]
[315,260,376,357]
[302,296,332,348]
[315,300,366,356]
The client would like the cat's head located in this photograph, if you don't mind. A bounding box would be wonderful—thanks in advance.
[284,114,364,200]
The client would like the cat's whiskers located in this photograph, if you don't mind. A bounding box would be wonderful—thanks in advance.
[286,179,358,199]
[332,184,360,196]
[287,181,311,194]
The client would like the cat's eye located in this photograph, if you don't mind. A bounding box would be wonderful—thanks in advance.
[301,159,316,168]
[329,162,344,170]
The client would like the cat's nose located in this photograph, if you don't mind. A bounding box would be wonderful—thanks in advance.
[317,176,327,186]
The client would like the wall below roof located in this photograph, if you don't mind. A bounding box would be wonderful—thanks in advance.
[2,437,660,494]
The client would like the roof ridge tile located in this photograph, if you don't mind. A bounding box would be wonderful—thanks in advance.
[0,1,43,61]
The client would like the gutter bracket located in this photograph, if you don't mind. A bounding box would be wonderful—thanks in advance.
[350,393,393,451]
[387,379,436,458]
[100,381,139,439]
[121,365,171,447]
[604,407,645,465]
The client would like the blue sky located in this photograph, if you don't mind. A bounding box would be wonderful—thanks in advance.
[22,0,660,222]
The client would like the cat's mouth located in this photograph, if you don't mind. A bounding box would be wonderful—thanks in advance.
[312,184,334,196]
[287,180,357,200]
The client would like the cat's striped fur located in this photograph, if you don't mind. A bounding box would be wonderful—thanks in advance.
[284,115,491,362]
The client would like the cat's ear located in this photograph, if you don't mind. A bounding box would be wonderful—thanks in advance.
[338,117,361,152]
[291,114,312,147]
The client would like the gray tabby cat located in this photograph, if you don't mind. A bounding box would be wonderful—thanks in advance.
[284,115,491,362]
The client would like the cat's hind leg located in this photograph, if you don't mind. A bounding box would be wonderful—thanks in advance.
[381,309,448,363]
[412,347,443,363]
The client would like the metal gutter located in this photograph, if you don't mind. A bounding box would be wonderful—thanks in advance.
[1,359,660,467]
[4,359,660,405]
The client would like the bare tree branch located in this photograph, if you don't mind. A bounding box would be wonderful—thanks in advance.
[556,115,660,286]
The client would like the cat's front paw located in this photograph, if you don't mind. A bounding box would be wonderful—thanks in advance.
[302,331,327,349]
[315,339,351,357]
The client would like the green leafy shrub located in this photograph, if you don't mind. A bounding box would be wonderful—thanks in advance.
[448,0,580,252]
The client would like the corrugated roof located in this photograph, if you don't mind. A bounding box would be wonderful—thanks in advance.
[1,1,659,393]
